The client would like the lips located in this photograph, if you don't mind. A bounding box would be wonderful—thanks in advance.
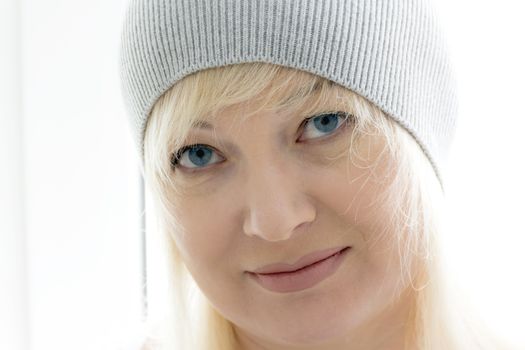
[251,246,350,274]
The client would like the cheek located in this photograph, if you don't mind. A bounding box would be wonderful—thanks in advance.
[171,193,239,277]
[170,194,253,327]
[312,160,400,277]
[304,134,402,284]
[308,133,395,236]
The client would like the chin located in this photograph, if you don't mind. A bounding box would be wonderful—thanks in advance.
[264,307,356,347]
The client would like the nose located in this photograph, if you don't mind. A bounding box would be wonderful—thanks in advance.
[241,158,317,242]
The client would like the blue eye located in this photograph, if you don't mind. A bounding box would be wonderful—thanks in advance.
[299,112,351,142]
[170,112,352,172]
[170,144,223,171]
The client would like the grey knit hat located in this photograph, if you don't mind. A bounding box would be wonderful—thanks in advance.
[119,0,458,190]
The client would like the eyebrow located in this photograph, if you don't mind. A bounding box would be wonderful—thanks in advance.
[190,82,325,130]
[191,120,214,130]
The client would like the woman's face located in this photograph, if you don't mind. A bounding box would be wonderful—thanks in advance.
[167,88,413,349]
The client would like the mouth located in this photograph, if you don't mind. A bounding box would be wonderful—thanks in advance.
[251,246,351,274]
[247,246,351,293]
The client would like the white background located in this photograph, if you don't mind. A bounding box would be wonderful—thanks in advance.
[0,0,146,349]
[1,0,524,349]
[433,1,525,347]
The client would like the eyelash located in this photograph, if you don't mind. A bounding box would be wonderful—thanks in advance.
[170,111,353,173]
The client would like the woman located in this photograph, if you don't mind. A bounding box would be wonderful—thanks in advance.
[119,0,514,349]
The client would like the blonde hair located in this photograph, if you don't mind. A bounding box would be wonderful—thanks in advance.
[140,62,511,350]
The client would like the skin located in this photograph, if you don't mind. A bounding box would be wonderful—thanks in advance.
[167,86,416,350]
